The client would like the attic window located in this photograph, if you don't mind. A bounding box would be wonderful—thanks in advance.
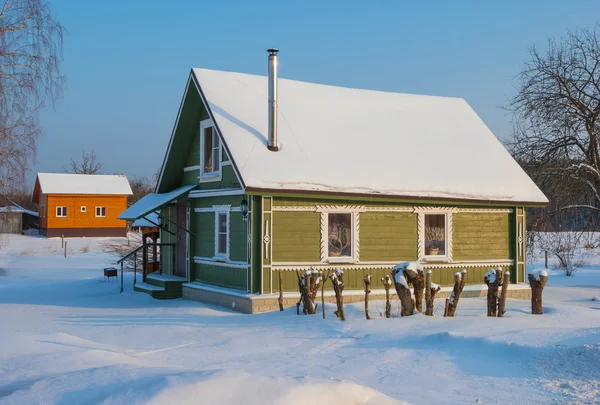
[200,119,221,179]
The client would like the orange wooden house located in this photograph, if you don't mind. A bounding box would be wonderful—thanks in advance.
[32,173,133,237]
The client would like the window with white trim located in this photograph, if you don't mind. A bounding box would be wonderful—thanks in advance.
[328,213,353,258]
[215,211,229,259]
[320,210,359,263]
[200,119,221,178]
[81,206,87,213]
[424,214,446,256]
[95,206,106,217]
[56,206,67,217]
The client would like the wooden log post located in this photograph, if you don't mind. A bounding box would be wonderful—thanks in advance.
[320,271,326,319]
[278,270,284,311]
[403,263,425,312]
[392,266,415,317]
[497,271,511,318]
[329,269,345,321]
[484,268,502,317]
[444,270,466,317]
[528,269,548,315]
[301,270,320,315]
[295,271,302,315]
[381,275,392,318]
[363,274,372,320]
[425,270,441,316]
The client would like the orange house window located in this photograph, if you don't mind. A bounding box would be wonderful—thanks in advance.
[56,206,67,217]
[95,207,106,217]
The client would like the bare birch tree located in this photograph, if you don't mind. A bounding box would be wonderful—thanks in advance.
[507,24,600,206]
[0,0,65,189]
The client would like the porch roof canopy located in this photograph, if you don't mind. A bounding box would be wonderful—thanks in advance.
[118,185,196,221]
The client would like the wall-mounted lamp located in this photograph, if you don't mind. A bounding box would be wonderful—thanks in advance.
[240,198,249,222]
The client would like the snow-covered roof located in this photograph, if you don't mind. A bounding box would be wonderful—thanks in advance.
[192,68,548,205]
[0,199,38,217]
[35,173,133,195]
[118,185,196,221]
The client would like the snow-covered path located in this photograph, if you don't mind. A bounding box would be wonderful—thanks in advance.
[1,234,599,404]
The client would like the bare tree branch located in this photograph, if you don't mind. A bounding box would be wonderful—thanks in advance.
[67,151,103,174]
[0,0,65,191]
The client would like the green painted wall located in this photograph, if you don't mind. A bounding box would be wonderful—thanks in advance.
[190,195,249,290]
[452,213,510,260]
[195,263,248,290]
[158,76,241,193]
[272,211,321,262]
[195,212,214,258]
[251,196,262,293]
[360,212,417,261]
[158,78,204,193]
[159,205,176,275]
[184,111,206,167]
[273,264,514,291]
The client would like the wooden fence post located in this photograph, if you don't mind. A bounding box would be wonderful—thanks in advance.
[528,270,548,314]
[497,271,511,317]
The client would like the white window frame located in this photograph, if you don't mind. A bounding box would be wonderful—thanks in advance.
[318,206,362,264]
[81,206,87,213]
[56,206,67,218]
[199,118,222,181]
[95,206,106,218]
[214,209,230,260]
[418,211,453,262]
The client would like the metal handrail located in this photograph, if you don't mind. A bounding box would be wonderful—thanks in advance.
[117,242,175,264]
[118,242,175,293]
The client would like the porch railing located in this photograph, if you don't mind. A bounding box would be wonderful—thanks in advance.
[116,242,176,293]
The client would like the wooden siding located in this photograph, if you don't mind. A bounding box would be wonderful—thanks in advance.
[272,211,321,262]
[452,213,510,260]
[38,194,48,229]
[186,166,241,190]
[44,194,128,230]
[251,196,262,293]
[274,264,514,292]
[158,81,205,193]
[195,263,247,290]
[195,212,215,258]
[191,195,249,289]
[360,212,417,261]
[159,205,176,275]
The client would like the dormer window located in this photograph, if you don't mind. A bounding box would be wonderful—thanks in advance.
[200,119,221,179]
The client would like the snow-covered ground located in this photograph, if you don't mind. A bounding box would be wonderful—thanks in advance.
[1,233,599,405]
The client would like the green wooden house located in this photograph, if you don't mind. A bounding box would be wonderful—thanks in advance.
[120,50,547,312]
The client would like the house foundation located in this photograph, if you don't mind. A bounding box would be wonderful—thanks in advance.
[182,282,532,314]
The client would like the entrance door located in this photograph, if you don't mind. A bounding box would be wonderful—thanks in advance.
[176,204,188,278]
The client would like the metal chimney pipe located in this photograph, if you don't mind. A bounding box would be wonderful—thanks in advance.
[267,48,279,151]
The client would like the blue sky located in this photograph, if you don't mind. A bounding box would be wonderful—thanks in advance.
[33,0,600,187]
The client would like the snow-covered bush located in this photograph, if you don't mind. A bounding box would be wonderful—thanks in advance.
[532,231,584,276]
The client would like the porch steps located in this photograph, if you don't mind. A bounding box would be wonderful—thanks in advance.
[134,282,166,299]
[134,273,187,300]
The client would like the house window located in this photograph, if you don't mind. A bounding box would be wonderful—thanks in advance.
[215,211,229,259]
[95,206,106,217]
[56,206,67,217]
[81,206,87,213]
[200,119,220,177]
[424,214,447,256]
[325,212,355,261]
